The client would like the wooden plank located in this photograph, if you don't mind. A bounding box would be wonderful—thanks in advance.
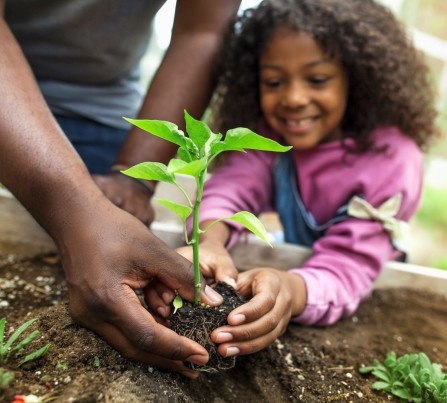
[2,190,446,297]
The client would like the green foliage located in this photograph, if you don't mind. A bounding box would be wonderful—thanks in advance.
[93,356,100,368]
[359,351,447,402]
[123,110,291,303]
[173,295,183,314]
[415,185,447,230]
[56,360,68,371]
[0,318,51,366]
[0,367,14,389]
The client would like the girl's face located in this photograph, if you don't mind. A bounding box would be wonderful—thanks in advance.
[259,28,348,150]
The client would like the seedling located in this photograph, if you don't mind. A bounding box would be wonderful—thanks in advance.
[359,351,447,402]
[122,110,291,304]
[0,317,51,366]
[0,367,14,389]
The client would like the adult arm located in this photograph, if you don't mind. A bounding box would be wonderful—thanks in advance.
[0,5,222,376]
[95,0,241,225]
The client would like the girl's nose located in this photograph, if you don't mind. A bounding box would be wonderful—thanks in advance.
[281,83,309,108]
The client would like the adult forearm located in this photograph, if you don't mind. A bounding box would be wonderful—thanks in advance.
[116,0,241,167]
[0,18,103,241]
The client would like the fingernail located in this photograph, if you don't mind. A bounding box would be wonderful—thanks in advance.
[231,314,246,325]
[225,347,240,357]
[162,291,173,305]
[225,278,237,288]
[186,354,208,366]
[204,285,223,304]
[215,332,233,343]
[157,306,167,318]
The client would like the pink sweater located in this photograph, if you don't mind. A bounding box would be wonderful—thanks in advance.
[197,126,423,326]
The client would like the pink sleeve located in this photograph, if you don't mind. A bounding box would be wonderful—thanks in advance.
[289,219,394,326]
[290,135,423,326]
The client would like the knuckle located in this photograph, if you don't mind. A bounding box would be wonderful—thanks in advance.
[264,315,278,331]
[135,327,157,353]
[240,328,252,341]
[168,343,185,361]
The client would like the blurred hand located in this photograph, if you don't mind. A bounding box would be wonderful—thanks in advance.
[176,240,238,287]
[93,173,155,226]
[210,268,307,357]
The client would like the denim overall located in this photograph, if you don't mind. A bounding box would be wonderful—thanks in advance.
[273,151,351,247]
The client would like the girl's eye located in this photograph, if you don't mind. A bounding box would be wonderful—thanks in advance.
[262,79,282,88]
[309,76,329,85]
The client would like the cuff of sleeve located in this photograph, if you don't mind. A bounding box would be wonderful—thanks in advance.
[288,268,354,327]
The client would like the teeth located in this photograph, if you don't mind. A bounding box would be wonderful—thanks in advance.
[285,117,314,127]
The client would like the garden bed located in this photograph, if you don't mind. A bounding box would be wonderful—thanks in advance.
[1,190,447,402]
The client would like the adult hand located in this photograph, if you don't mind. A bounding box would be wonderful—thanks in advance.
[59,198,223,378]
[93,173,155,226]
[210,268,307,357]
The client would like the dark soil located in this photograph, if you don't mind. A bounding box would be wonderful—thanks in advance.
[170,282,245,373]
[1,252,447,403]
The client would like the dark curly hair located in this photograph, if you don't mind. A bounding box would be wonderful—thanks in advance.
[209,0,438,151]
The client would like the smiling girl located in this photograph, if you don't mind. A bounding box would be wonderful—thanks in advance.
[172,0,438,358]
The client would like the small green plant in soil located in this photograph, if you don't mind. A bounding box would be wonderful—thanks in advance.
[0,317,50,367]
[359,351,447,402]
[122,110,290,304]
[0,367,14,389]
[122,110,290,371]
[0,317,51,390]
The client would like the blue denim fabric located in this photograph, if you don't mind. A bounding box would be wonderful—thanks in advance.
[55,115,128,175]
[273,152,350,247]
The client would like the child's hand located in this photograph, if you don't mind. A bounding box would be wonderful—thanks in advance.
[176,240,238,288]
[211,268,307,357]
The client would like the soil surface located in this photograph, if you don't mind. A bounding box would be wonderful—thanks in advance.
[1,252,447,403]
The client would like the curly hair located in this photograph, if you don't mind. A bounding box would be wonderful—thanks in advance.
[209,0,438,151]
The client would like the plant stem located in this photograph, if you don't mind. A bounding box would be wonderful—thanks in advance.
[192,171,206,304]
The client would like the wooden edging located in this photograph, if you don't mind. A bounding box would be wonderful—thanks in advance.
[1,191,447,298]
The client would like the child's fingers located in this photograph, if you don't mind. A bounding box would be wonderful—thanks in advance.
[206,255,238,288]
[212,310,290,356]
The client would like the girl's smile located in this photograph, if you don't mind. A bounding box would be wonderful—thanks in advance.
[259,28,348,150]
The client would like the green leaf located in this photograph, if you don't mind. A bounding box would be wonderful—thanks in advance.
[173,295,183,314]
[20,343,51,366]
[371,368,392,383]
[11,330,40,356]
[3,318,36,352]
[372,381,392,390]
[177,148,192,162]
[184,110,211,150]
[167,157,208,177]
[0,318,5,348]
[212,211,272,246]
[211,128,292,154]
[122,162,175,184]
[124,118,187,149]
[0,368,14,389]
[156,198,192,222]
[392,387,417,400]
